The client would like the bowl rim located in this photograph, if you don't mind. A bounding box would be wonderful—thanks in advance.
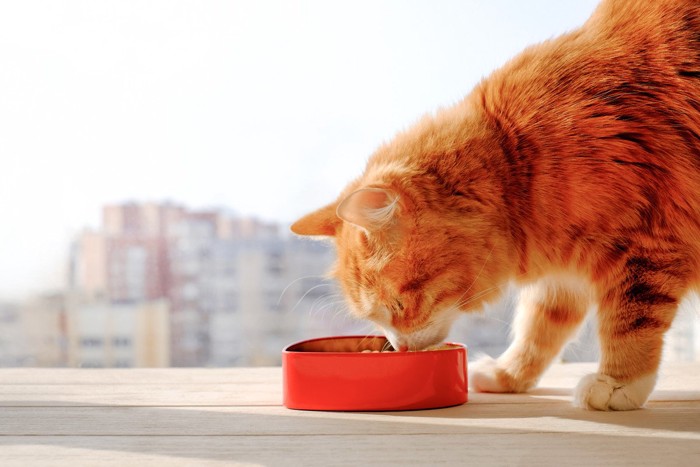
[282,334,466,356]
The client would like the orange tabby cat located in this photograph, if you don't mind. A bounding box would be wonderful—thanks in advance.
[291,0,700,410]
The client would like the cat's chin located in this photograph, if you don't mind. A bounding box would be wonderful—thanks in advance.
[381,326,449,352]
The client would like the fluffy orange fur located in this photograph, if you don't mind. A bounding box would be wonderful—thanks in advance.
[291,0,700,410]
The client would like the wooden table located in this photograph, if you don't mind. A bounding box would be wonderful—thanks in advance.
[0,363,698,466]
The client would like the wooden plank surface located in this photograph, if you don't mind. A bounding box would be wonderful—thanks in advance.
[1,433,698,467]
[0,363,698,466]
[0,362,697,406]
[0,367,278,384]
[0,401,699,436]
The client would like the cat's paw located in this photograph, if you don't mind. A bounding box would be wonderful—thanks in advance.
[469,356,510,393]
[573,373,656,411]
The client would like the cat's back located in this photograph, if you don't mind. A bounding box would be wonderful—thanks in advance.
[475,0,700,266]
[582,0,700,185]
[584,0,700,149]
[588,0,700,36]
[483,0,700,173]
[587,0,700,68]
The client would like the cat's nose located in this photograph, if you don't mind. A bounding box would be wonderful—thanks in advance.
[398,344,409,352]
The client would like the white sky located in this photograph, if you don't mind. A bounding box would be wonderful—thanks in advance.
[0,0,598,299]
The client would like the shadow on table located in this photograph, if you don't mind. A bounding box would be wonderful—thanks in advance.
[384,385,700,434]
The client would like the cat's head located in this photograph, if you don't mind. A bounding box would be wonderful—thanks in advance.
[291,110,511,351]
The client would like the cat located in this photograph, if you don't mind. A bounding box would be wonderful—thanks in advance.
[290,0,700,411]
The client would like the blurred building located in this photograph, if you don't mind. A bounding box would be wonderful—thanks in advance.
[67,201,353,367]
[66,298,170,367]
[19,293,68,367]
[0,302,30,366]
[664,295,700,362]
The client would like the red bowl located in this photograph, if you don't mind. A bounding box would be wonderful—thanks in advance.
[282,335,468,411]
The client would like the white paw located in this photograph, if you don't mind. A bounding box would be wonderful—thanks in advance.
[574,373,656,411]
[469,356,509,393]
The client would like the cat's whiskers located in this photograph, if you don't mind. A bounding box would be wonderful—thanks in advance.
[454,282,508,310]
[276,274,330,308]
[309,291,342,309]
[314,295,349,321]
[381,339,393,352]
[315,295,345,313]
[453,272,526,311]
[321,299,350,322]
[287,283,336,315]
[308,294,344,320]
[357,332,378,351]
[449,244,496,311]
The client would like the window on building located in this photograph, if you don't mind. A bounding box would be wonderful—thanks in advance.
[80,361,104,368]
[81,338,103,348]
[112,337,132,347]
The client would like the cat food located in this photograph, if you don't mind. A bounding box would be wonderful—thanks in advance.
[360,344,453,353]
[423,344,454,351]
[282,335,468,411]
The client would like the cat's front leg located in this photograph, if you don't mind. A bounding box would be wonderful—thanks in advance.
[574,254,687,411]
[470,275,590,393]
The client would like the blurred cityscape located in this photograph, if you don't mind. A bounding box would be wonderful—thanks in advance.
[0,201,698,367]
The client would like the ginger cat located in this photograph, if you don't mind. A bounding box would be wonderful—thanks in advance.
[291,0,700,410]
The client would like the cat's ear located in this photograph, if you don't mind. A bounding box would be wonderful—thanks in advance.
[336,187,398,231]
[290,203,341,236]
